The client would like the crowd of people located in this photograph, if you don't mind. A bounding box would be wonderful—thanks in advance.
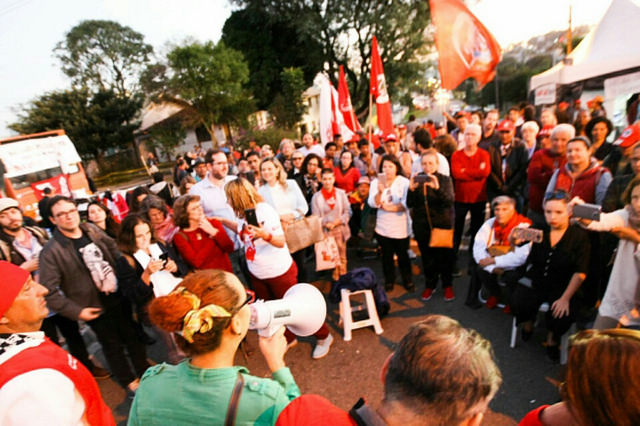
[1,93,640,425]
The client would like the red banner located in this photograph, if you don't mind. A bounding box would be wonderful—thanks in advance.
[338,66,361,132]
[430,0,501,90]
[369,36,394,136]
[30,174,71,200]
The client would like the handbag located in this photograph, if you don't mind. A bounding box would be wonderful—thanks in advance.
[423,184,454,248]
[314,236,340,271]
[284,214,323,253]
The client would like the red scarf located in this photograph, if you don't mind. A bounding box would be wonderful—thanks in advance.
[321,187,337,210]
[493,213,532,245]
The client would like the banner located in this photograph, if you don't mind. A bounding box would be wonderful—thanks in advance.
[338,66,362,133]
[30,174,71,200]
[369,36,394,136]
[429,0,501,90]
[0,135,82,178]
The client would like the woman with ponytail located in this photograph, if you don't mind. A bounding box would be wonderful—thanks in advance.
[128,269,299,425]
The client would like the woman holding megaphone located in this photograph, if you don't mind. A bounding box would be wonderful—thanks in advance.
[225,178,334,359]
[129,269,300,425]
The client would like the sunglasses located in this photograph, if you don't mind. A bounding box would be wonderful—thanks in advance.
[235,289,255,312]
[543,190,570,202]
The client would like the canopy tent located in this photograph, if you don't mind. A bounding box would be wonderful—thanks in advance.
[530,0,640,106]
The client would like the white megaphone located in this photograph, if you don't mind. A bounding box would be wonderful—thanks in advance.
[249,283,327,337]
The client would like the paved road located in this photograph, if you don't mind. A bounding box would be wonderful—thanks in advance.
[92,243,564,425]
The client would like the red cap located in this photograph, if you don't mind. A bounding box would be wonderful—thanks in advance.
[497,120,515,132]
[538,125,554,138]
[614,123,640,148]
[384,133,398,142]
[0,261,30,318]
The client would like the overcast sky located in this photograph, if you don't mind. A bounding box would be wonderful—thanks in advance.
[0,0,614,137]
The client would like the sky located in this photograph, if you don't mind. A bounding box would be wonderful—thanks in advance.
[0,0,614,137]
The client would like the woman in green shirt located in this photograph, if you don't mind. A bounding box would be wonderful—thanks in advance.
[128,269,300,425]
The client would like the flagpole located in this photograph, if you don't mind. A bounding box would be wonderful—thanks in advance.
[368,93,373,142]
[567,4,573,56]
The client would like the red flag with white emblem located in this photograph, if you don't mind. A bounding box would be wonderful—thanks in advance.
[369,36,394,136]
[338,66,361,132]
[429,0,501,90]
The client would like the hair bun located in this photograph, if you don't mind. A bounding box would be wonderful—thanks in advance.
[148,292,193,332]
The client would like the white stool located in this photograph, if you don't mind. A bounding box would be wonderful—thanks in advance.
[510,303,576,365]
[339,288,383,341]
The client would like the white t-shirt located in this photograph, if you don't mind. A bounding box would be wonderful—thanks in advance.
[243,202,293,279]
[298,144,325,158]
[368,176,411,239]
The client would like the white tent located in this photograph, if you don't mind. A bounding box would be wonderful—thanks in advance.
[530,0,640,104]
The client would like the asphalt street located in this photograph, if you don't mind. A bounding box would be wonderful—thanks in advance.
[89,241,564,425]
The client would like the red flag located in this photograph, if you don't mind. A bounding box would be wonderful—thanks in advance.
[369,36,394,136]
[338,66,361,132]
[429,0,501,90]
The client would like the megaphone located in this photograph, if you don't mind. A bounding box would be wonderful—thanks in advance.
[249,283,327,337]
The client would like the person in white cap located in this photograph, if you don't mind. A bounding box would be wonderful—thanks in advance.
[0,260,114,425]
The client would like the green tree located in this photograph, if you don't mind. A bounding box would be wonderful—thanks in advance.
[54,20,153,96]
[147,120,186,160]
[162,40,255,146]
[229,0,431,117]
[221,5,324,110]
[10,89,141,158]
[269,67,307,129]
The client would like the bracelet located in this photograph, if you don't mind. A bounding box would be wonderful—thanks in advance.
[264,233,273,242]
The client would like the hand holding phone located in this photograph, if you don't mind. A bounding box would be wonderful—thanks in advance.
[245,208,259,227]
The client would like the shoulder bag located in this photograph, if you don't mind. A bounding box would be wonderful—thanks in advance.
[423,184,454,248]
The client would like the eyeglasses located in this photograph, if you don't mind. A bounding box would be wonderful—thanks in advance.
[543,190,570,202]
[54,208,78,218]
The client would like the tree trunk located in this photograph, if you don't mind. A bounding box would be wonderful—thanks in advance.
[207,123,219,148]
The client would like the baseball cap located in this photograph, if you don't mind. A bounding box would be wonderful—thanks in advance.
[538,125,554,138]
[497,120,515,132]
[614,123,640,148]
[454,111,469,119]
[0,260,30,318]
[357,176,371,185]
[0,198,19,213]
[384,133,398,142]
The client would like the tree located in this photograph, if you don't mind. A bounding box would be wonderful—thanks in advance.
[229,0,431,117]
[162,40,255,146]
[54,20,153,96]
[10,89,141,158]
[269,67,307,129]
[147,120,186,160]
[221,5,324,110]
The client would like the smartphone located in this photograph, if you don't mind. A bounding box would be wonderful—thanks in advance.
[572,203,601,221]
[511,227,543,244]
[245,208,259,227]
[158,252,169,267]
[414,173,431,184]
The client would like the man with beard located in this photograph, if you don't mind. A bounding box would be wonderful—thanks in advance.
[479,109,500,151]
[0,199,109,380]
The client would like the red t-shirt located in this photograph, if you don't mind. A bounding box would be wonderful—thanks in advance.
[334,167,361,193]
[173,218,234,272]
[451,148,491,203]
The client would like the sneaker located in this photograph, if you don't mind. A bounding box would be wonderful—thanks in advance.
[421,288,433,301]
[90,365,111,380]
[486,296,498,309]
[312,334,334,359]
[444,287,455,302]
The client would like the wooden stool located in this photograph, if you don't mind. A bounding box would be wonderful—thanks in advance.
[339,288,383,341]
